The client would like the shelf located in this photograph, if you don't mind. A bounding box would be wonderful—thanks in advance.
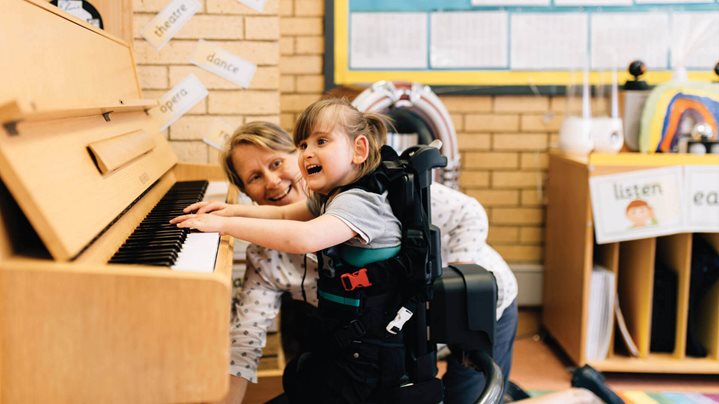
[589,152,719,167]
[543,152,719,375]
[590,354,719,374]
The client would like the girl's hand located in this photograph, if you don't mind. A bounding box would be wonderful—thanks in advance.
[183,201,236,216]
[170,213,226,233]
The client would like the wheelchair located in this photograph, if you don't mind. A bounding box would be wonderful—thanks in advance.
[276,143,503,404]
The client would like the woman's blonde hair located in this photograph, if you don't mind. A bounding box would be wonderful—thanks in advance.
[293,97,388,182]
[221,121,296,190]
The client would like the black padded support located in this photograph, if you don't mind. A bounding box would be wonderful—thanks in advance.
[429,264,497,353]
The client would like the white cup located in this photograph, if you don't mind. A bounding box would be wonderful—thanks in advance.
[591,117,624,153]
[559,116,594,156]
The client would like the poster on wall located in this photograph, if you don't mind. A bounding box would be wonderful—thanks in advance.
[589,166,684,244]
[683,165,719,233]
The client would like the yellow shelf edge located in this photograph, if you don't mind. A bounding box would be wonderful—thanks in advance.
[589,153,719,167]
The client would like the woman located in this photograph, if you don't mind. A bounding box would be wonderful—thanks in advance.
[207,121,518,404]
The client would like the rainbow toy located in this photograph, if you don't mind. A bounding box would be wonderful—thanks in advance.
[639,82,719,153]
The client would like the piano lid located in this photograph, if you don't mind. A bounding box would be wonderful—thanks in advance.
[0,0,177,261]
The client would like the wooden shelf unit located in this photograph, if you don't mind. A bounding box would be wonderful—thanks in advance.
[543,151,719,374]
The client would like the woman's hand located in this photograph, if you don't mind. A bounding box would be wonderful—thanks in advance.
[183,201,238,216]
[170,213,226,233]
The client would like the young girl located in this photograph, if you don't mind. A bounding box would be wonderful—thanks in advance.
[171,98,404,402]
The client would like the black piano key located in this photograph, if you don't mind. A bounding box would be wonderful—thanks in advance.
[109,180,208,266]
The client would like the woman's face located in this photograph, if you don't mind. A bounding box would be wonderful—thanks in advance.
[231,144,305,206]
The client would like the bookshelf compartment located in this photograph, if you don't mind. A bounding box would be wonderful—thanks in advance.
[593,241,619,358]
[617,238,655,358]
[690,234,719,360]
[543,152,719,374]
[651,234,692,358]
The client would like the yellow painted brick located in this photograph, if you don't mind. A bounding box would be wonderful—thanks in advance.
[296,75,324,93]
[550,95,607,115]
[144,89,207,114]
[520,152,548,169]
[458,171,490,187]
[521,189,545,206]
[550,96,573,113]
[169,115,244,141]
[280,75,296,92]
[295,36,324,54]
[494,244,542,263]
[279,55,323,74]
[439,96,492,113]
[280,37,295,55]
[209,148,221,164]
[465,114,519,132]
[133,40,195,64]
[250,67,280,90]
[491,208,544,225]
[137,65,167,89]
[492,171,544,189]
[294,0,324,16]
[244,115,281,125]
[228,41,280,65]
[135,40,279,66]
[169,140,210,164]
[281,93,321,112]
[464,152,518,169]
[246,16,280,40]
[280,113,296,131]
[457,133,490,150]
[169,66,278,90]
[465,189,519,207]
[279,0,293,16]
[450,113,463,131]
[493,96,549,113]
[209,91,280,114]
[206,0,279,15]
[549,133,560,149]
[520,112,563,132]
[134,15,244,40]
[133,0,172,13]
[486,226,520,244]
[281,17,323,36]
[181,15,245,39]
[520,227,544,243]
[493,133,548,151]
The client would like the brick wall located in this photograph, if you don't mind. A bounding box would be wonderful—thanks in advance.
[132,0,281,164]
[132,0,612,266]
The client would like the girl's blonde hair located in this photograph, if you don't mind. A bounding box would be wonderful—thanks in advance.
[293,97,388,182]
[221,121,296,190]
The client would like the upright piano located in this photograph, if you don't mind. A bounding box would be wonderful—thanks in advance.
[0,1,234,402]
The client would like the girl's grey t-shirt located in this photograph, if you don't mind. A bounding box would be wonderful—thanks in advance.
[307,188,401,249]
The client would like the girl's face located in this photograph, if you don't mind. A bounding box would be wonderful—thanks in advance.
[231,144,304,206]
[297,123,367,195]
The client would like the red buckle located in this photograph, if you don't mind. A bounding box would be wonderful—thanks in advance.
[340,268,373,291]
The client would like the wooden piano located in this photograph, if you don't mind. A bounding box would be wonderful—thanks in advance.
[0,1,234,402]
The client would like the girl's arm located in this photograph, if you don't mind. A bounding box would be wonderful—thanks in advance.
[182,200,313,221]
[172,214,356,254]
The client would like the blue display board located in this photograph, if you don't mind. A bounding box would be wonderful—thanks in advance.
[325,0,719,94]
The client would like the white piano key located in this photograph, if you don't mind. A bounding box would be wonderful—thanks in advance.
[172,232,220,273]
[171,181,229,273]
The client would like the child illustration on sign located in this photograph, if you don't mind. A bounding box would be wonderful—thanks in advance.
[626,199,658,228]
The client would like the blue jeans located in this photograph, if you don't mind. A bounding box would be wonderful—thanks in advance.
[441,299,518,404]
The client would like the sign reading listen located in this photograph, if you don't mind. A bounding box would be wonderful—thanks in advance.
[191,40,257,88]
[141,0,200,50]
[589,166,684,244]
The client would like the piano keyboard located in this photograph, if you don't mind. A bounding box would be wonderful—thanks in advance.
[109,180,229,272]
